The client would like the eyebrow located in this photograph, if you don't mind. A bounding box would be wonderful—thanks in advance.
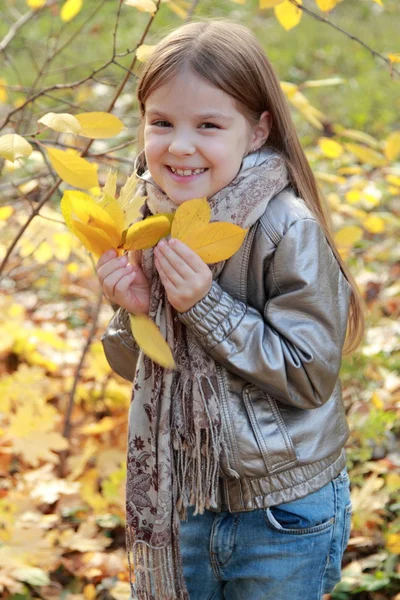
[146,109,233,122]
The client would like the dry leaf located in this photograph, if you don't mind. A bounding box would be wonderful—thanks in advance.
[124,215,171,250]
[129,314,175,368]
[183,222,248,263]
[38,112,81,134]
[75,112,124,139]
[171,197,210,240]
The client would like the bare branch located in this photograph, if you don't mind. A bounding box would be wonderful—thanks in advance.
[289,0,400,78]
[0,9,35,53]
[57,286,104,478]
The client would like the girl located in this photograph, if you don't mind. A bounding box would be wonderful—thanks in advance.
[97,20,364,600]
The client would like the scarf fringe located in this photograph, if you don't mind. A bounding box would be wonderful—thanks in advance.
[126,527,190,600]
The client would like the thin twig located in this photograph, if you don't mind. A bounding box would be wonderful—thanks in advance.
[185,0,200,22]
[0,179,61,276]
[289,0,399,78]
[0,9,35,53]
[57,286,104,478]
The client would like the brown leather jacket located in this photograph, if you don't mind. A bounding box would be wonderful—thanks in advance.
[101,187,351,512]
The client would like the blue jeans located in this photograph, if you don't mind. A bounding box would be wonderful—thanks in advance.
[180,469,352,600]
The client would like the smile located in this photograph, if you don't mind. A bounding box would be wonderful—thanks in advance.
[168,166,207,176]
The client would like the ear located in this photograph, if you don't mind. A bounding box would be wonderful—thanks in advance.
[251,111,272,151]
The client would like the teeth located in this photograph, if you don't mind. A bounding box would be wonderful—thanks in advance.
[170,167,205,176]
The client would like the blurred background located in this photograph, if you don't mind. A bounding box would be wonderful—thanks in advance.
[0,1,399,598]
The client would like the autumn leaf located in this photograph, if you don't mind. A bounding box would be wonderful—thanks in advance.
[46,147,99,189]
[183,222,248,263]
[38,112,81,134]
[26,0,46,8]
[0,134,33,162]
[315,0,338,11]
[136,44,156,62]
[0,77,8,103]
[171,197,211,240]
[275,0,303,31]
[61,190,124,256]
[344,143,387,167]
[129,314,175,368]
[60,0,83,22]
[124,215,171,250]
[75,112,124,139]
[124,0,157,14]
[384,131,400,161]
[318,137,344,158]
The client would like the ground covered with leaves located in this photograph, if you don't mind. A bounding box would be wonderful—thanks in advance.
[0,0,399,599]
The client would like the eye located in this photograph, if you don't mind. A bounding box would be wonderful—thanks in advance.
[152,120,171,127]
[199,122,220,129]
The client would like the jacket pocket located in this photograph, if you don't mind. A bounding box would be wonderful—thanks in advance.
[242,384,298,474]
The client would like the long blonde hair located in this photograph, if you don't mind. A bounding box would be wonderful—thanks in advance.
[136,20,364,353]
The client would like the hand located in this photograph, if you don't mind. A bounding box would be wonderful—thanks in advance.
[96,249,150,315]
[154,238,212,313]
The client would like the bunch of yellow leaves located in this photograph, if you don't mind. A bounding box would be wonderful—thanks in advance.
[61,176,247,368]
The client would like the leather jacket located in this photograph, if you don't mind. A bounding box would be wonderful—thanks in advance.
[101,187,351,512]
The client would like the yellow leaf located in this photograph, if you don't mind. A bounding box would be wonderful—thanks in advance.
[363,215,385,234]
[318,137,344,158]
[26,0,46,8]
[315,0,338,11]
[46,147,98,188]
[124,0,157,14]
[0,206,14,220]
[371,392,384,410]
[388,53,400,65]
[275,0,302,31]
[386,174,400,187]
[72,221,117,256]
[184,222,248,263]
[345,143,387,168]
[136,44,156,63]
[303,77,344,88]
[259,0,284,7]
[334,225,363,248]
[34,241,54,264]
[0,134,33,162]
[129,314,175,368]
[314,172,346,185]
[0,77,7,103]
[339,128,381,149]
[75,112,124,139]
[385,131,400,161]
[65,190,122,245]
[167,1,188,19]
[102,170,118,199]
[386,534,400,555]
[371,0,383,5]
[124,215,171,250]
[38,112,81,134]
[60,0,83,22]
[171,198,211,240]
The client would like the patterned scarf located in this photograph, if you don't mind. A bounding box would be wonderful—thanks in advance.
[126,148,289,599]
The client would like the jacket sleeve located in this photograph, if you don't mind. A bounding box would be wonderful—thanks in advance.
[178,218,351,410]
[101,307,138,382]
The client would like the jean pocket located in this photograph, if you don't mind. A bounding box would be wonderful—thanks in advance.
[264,483,335,535]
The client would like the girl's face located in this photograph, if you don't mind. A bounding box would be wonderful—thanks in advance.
[143,69,266,205]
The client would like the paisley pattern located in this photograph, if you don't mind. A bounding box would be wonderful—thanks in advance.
[126,149,289,599]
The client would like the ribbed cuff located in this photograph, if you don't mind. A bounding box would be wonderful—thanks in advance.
[179,281,246,349]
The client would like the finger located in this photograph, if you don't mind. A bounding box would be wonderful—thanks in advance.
[155,240,194,280]
[97,254,129,283]
[167,239,207,273]
[103,264,135,298]
[96,248,117,270]
[155,256,175,291]
[112,271,137,300]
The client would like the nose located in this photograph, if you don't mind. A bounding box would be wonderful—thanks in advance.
[168,135,195,156]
